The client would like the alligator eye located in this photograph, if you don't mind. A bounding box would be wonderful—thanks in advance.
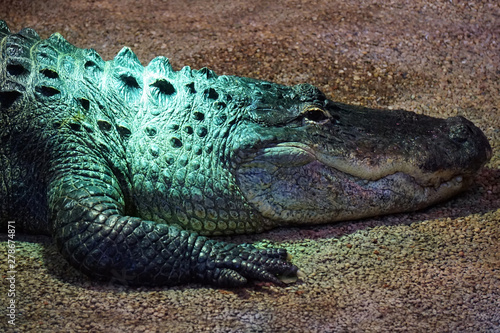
[301,107,330,122]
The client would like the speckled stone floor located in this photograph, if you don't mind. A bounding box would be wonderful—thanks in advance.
[1,0,499,332]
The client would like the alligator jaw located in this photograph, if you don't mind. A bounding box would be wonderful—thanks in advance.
[260,141,467,184]
[236,143,474,224]
[275,142,469,189]
[235,103,491,225]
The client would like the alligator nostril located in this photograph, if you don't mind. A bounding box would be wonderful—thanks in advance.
[450,130,468,143]
[449,118,473,144]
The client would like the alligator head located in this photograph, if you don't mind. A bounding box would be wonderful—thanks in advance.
[231,80,492,224]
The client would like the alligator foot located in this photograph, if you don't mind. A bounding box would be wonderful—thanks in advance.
[196,242,299,287]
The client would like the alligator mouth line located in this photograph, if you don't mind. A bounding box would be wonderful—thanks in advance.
[258,142,468,190]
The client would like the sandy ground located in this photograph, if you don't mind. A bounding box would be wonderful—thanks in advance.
[1,0,499,332]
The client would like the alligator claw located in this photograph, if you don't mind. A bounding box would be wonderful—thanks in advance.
[199,242,298,287]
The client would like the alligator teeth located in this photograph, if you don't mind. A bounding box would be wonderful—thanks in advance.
[435,175,465,192]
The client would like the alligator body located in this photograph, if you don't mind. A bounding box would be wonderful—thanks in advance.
[0,21,491,286]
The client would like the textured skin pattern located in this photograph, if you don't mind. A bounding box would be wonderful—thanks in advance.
[0,21,491,286]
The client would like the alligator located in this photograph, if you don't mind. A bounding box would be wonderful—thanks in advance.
[0,21,492,287]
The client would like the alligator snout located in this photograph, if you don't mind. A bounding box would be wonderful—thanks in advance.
[448,116,475,144]
[313,102,492,186]
[416,115,492,179]
[446,116,492,166]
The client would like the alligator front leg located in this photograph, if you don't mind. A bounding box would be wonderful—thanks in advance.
[48,166,297,287]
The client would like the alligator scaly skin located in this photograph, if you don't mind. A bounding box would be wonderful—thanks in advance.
[0,21,491,286]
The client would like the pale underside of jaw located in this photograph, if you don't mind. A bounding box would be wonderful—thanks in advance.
[242,142,469,223]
